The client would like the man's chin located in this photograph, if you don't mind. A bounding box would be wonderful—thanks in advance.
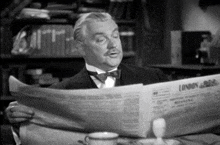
[106,61,121,68]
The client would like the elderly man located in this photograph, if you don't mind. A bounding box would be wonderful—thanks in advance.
[6,12,168,145]
[6,12,219,145]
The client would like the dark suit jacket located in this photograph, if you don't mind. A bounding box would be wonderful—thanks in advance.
[50,63,169,89]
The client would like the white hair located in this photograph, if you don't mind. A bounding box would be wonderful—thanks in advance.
[73,12,114,42]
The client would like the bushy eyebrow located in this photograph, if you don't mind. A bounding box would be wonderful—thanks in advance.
[113,28,119,33]
[94,28,119,37]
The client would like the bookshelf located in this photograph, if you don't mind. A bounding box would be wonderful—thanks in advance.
[0,0,141,128]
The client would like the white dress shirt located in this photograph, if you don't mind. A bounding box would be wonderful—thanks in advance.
[86,63,117,88]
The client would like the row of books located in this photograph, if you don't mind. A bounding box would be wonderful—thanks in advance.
[120,26,135,52]
[12,24,80,57]
[108,0,136,20]
[77,0,136,20]
[11,25,135,57]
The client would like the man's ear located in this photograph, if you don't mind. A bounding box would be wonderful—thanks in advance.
[72,40,85,56]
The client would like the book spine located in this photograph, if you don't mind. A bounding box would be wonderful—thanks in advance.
[35,27,41,57]
[120,26,128,52]
[54,25,58,57]
[57,25,61,57]
[125,0,134,20]
[112,0,119,18]
[47,25,52,57]
[56,25,66,57]
[51,25,56,57]
[127,27,135,52]
[30,27,37,56]
[171,31,182,65]
[69,25,78,56]
[115,0,126,20]
[65,25,71,57]
[46,25,52,57]
[61,25,66,57]
[40,25,47,57]
[108,0,117,18]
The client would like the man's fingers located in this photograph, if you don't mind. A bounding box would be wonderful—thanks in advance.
[5,101,34,124]
[7,110,33,124]
[9,111,34,119]
[9,117,30,124]
[10,105,34,115]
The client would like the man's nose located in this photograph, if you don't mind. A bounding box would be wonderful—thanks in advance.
[107,38,117,49]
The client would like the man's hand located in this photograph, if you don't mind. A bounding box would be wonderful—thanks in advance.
[5,101,34,124]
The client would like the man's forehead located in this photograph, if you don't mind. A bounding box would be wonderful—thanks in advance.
[85,19,118,34]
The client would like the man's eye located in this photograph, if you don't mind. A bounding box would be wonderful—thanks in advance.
[113,32,119,38]
[96,37,106,43]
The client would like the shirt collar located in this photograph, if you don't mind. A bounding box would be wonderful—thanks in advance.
[85,63,117,74]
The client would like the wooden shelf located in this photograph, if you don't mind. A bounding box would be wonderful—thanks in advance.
[149,64,220,71]
[123,51,136,57]
[11,18,76,25]
[1,54,82,59]
[116,19,136,25]
[1,51,135,60]
[7,18,136,25]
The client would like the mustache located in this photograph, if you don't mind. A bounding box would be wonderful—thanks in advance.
[104,49,121,56]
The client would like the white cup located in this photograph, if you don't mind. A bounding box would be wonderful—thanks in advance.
[85,132,119,145]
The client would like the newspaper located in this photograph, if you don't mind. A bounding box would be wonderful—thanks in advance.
[9,74,220,144]
[141,74,220,137]
[9,76,146,136]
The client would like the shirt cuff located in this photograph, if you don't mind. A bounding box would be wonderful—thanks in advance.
[11,126,21,145]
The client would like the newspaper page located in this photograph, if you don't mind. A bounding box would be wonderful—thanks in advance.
[9,76,146,138]
[141,74,220,138]
[9,74,220,144]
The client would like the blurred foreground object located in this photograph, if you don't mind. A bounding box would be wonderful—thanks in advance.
[153,118,167,145]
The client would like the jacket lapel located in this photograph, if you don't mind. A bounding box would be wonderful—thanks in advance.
[118,64,138,86]
[66,67,98,89]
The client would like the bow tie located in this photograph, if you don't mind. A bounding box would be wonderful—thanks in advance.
[88,70,121,83]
